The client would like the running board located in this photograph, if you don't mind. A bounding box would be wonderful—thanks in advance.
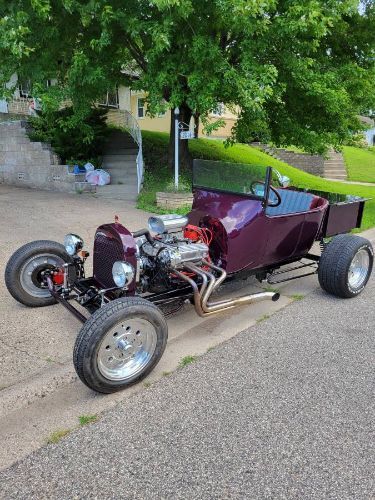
[267,261,318,285]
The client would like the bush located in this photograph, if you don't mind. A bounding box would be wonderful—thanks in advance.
[28,107,110,165]
[343,132,368,148]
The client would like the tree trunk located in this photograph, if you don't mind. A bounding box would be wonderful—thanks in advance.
[168,102,193,171]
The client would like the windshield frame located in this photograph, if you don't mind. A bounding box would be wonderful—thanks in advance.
[192,159,272,204]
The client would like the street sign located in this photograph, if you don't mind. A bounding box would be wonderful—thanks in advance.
[180,130,195,140]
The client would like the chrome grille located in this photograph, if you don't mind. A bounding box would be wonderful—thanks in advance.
[94,231,124,288]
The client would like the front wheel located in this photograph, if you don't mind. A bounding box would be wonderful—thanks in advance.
[5,240,73,307]
[73,297,168,393]
[318,234,373,298]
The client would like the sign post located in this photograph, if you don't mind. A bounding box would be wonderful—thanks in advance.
[174,107,197,190]
[174,107,180,190]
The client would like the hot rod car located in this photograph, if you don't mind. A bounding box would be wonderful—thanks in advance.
[5,159,373,393]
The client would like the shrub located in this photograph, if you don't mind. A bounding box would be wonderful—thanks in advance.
[343,132,368,148]
[28,107,110,165]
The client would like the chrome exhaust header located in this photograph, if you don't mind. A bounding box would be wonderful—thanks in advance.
[174,261,279,317]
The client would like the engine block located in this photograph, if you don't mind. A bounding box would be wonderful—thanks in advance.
[140,240,209,268]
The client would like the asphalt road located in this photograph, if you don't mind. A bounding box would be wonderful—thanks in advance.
[1,276,374,499]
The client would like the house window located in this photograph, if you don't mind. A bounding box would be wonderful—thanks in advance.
[137,98,145,118]
[212,103,225,116]
[98,88,119,108]
[18,80,32,98]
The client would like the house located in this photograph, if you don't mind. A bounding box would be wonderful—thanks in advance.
[98,87,237,139]
[359,116,375,146]
[1,75,238,139]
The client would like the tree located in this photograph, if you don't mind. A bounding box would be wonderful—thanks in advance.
[0,0,374,168]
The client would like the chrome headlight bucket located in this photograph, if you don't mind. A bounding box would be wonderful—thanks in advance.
[64,234,84,256]
[112,261,135,288]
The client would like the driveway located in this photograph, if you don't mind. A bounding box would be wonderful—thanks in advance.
[1,272,374,499]
[0,184,315,470]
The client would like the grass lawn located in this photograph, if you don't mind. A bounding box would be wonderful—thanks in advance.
[342,146,375,183]
[139,131,375,231]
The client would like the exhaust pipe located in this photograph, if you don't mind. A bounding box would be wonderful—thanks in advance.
[175,261,279,317]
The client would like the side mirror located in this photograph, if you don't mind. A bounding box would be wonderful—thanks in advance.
[279,175,290,188]
[273,169,290,188]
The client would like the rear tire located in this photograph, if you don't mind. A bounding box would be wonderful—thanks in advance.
[73,297,168,394]
[5,240,73,307]
[318,234,373,298]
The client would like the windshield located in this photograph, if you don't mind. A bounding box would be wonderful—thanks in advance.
[193,159,270,198]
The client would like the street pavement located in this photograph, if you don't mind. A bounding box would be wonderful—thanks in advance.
[1,273,373,499]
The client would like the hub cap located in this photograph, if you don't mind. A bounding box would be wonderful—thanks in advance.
[97,319,157,381]
[20,253,65,298]
[348,249,370,290]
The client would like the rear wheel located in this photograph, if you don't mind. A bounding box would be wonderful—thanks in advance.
[5,240,73,307]
[318,234,373,298]
[73,297,168,393]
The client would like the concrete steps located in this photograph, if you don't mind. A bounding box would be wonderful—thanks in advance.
[253,143,325,176]
[95,130,139,202]
[323,150,347,180]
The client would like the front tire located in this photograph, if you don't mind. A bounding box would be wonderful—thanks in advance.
[5,240,73,307]
[318,234,373,298]
[73,297,168,393]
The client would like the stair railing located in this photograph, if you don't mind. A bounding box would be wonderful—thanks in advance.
[123,110,144,194]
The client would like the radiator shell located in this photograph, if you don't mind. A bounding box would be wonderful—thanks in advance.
[93,223,137,293]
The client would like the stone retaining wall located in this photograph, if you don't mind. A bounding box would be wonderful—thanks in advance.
[156,191,193,209]
[0,112,29,123]
[252,143,325,176]
[0,120,95,193]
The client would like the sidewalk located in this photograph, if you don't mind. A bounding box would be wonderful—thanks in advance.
[325,177,375,186]
[1,274,374,499]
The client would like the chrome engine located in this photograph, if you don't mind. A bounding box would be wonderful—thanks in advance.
[139,214,208,268]
[134,215,209,292]
[141,240,209,268]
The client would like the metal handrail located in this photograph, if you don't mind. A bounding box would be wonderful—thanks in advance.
[123,110,144,194]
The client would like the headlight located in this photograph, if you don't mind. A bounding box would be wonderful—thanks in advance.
[112,261,135,288]
[64,234,84,256]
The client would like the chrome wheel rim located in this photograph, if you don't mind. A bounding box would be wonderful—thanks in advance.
[20,253,64,298]
[348,249,370,289]
[97,319,157,381]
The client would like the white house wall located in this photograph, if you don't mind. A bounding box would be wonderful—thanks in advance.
[365,127,375,146]
[118,86,131,112]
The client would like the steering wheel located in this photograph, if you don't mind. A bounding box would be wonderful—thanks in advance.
[250,181,282,208]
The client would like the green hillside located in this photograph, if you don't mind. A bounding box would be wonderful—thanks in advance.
[139,131,375,231]
[343,146,375,183]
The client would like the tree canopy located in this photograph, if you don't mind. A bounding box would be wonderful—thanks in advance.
[1,0,374,155]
